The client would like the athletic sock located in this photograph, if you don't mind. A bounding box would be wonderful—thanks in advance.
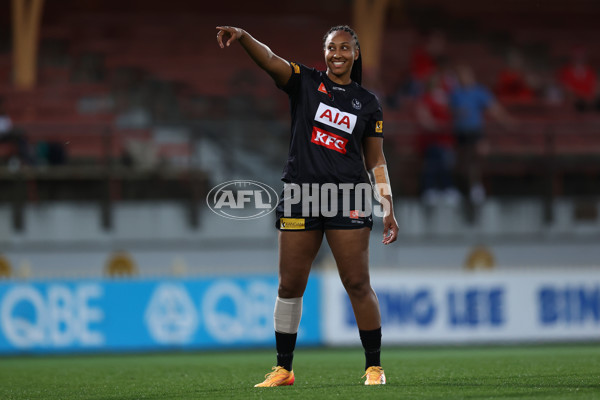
[275,331,297,371]
[359,327,382,370]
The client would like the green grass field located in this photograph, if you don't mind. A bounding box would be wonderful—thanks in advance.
[1,344,599,399]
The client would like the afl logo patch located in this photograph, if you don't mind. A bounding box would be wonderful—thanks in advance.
[352,98,362,110]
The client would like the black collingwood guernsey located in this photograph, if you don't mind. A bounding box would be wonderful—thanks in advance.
[278,62,384,185]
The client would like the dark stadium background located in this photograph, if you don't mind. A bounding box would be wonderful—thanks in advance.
[0,0,599,355]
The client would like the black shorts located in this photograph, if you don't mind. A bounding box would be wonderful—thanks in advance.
[274,183,374,231]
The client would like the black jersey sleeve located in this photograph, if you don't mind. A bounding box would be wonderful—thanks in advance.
[278,61,302,96]
[365,103,384,138]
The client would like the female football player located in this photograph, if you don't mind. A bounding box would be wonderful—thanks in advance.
[216,24,398,386]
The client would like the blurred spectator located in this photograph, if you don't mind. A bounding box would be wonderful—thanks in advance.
[388,30,447,106]
[415,73,460,206]
[495,49,535,103]
[35,141,67,166]
[410,30,447,87]
[449,65,515,206]
[0,98,31,168]
[557,46,599,112]
[0,99,12,134]
[538,68,565,106]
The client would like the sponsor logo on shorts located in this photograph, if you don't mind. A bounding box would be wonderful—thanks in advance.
[206,180,279,220]
[280,218,306,230]
[375,120,383,133]
[314,102,357,134]
[349,210,365,219]
[311,126,348,154]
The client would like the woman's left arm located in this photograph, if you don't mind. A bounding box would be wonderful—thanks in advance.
[363,136,399,245]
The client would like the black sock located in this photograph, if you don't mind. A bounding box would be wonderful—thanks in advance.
[359,327,382,370]
[275,331,297,371]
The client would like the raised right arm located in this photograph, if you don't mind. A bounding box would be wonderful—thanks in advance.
[216,26,292,88]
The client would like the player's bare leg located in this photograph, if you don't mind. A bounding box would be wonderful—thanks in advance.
[255,229,323,387]
[326,228,386,385]
[278,230,323,298]
[326,228,379,329]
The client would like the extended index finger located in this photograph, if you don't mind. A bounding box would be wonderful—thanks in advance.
[216,26,238,48]
[215,26,228,48]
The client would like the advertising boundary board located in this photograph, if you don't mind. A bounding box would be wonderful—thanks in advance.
[322,270,600,345]
[0,275,321,354]
[1,270,598,353]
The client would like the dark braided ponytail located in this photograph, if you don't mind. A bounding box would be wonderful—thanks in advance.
[322,25,362,85]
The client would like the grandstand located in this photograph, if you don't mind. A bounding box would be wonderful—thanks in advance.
[0,0,599,277]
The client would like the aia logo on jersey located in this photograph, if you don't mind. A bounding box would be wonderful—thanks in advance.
[314,102,357,134]
[311,126,348,154]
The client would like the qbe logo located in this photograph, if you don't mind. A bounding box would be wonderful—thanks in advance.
[0,284,104,348]
[206,180,279,220]
[144,284,198,345]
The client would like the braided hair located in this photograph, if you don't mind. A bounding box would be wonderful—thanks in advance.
[322,25,362,85]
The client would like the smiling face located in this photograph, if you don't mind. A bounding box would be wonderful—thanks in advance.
[324,30,359,85]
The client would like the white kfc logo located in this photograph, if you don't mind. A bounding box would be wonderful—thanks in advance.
[311,127,348,154]
[314,103,357,134]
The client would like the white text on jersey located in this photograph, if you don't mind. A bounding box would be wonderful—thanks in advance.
[311,127,348,154]
[314,102,357,134]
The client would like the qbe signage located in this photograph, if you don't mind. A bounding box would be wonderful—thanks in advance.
[0,276,321,354]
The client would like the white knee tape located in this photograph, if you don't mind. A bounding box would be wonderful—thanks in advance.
[274,296,302,334]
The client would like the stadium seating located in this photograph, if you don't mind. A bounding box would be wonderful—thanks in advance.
[0,0,599,202]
